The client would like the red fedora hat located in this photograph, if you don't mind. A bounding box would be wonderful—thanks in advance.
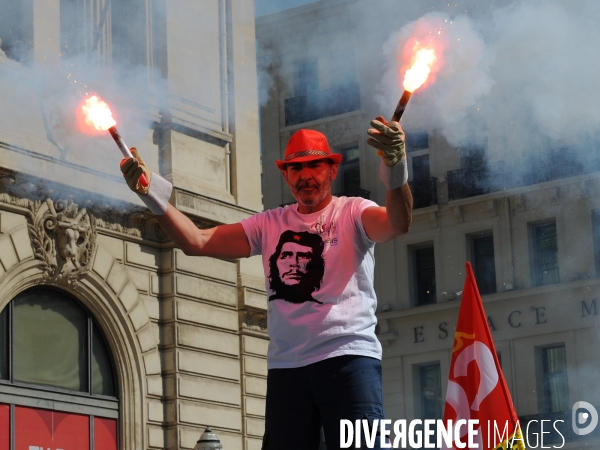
[276,129,342,170]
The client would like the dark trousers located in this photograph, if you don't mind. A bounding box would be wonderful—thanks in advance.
[262,355,386,450]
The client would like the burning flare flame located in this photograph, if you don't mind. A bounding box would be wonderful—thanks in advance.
[81,95,116,131]
[403,47,437,93]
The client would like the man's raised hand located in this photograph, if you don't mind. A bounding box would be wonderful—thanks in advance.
[120,147,152,195]
[366,116,406,167]
[118,147,172,216]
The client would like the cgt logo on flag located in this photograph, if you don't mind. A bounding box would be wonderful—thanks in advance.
[441,263,525,450]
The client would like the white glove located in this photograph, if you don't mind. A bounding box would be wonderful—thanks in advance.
[366,116,408,190]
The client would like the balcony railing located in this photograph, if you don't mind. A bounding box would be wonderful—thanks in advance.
[409,177,437,209]
[284,82,360,126]
[447,167,489,201]
[284,96,319,126]
[448,145,600,201]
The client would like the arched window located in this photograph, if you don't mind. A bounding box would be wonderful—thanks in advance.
[0,287,118,449]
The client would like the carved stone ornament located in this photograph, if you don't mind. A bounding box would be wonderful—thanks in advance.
[0,171,173,242]
[27,198,96,284]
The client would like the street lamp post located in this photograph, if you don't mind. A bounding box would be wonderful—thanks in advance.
[193,427,223,450]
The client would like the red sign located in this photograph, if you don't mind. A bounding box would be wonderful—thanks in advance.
[94,417,117,450]
[15,406,89,450]
[0,404,9,450]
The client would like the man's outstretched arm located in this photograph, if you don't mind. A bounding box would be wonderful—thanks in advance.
[362,183,413,243]
[361,116,413,243]
[156,204,251,259]
[120,148,251,259]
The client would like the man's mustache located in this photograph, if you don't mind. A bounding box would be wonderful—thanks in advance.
[296,181,320,189]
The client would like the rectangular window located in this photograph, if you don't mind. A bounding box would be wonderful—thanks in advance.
[111,0,148,67]
[329,50,356,86]
[419,364,442,420]
[406,132,429,151]
[412,245,436,306]
[532,221,559,286]
[469,233,497,295]
[410,154,433,209]
[406,133,435,210]
[294,58,319,97]
[412,154,430,183]
[60,0,103,57]
[540,345,569,413]
[285,58,320,125]
[335,145,361,197]
[60,0,147,66]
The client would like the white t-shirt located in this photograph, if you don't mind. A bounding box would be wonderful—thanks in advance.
[240,196,382,369]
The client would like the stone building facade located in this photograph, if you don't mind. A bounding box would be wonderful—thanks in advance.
[0,1,267,449]
[256,0,600,448]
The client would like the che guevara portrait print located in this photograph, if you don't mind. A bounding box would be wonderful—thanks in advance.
[267,230,325,304]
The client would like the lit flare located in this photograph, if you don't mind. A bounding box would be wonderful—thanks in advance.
[80,95,148,188]
[81,95,116,131]
[403,47,437,93]
[391,44,440,121]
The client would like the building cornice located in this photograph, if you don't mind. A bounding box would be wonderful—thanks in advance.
[377,276,600,321]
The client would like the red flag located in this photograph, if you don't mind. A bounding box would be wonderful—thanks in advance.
[441,262,525,450]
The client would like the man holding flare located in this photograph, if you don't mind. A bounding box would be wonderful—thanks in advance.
[120,115,412,449]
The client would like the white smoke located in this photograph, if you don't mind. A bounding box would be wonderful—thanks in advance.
[256,40,278,108]
[378,12,494,148]
[378,0,600,154]
[0,6,170,209]
[488,0,600,141]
